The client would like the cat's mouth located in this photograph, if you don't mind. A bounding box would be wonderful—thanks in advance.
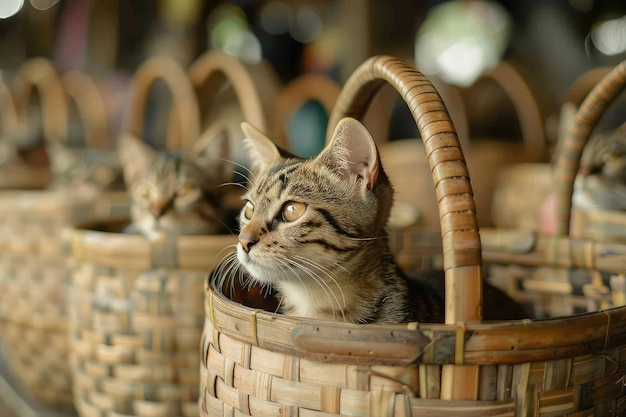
[236,243,277,285]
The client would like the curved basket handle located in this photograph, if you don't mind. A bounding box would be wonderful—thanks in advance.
[478,61,546,157]
[126,56,200,151]
[0,77,19,139]
[273,74,341,148]
[60,70,110,149]
[562,66,612,106]
[188,50,282,146]
[11,57,68,144]
[327,55,482,329]
[554,60,626,235]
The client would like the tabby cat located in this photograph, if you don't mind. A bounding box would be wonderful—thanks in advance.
[47,141,125,197]
[118,129,232,239]
[214,117,527,324]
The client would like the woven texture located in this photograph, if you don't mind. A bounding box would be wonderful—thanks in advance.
[200,55,626,416]
[0,191,128,407]
[70,225,235,417]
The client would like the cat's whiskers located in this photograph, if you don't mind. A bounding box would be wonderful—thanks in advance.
[286,257,346,321]
[224,158,256,183]
[292,255,347,314]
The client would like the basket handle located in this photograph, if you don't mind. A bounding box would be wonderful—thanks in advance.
[553,60,626,236]
[11,57,68,144]
[188,50,282,147]
[273,74,341,148]
[60,70,110,149]
[0,76,19,140]
[126,56,200,151]
[477,61,546,157]
[562,66,612,106]
[327,55,482,323]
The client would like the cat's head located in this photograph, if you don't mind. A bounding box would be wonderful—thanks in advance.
[118,129,231,236]
[236,117,393,284]
[47,141,125,196]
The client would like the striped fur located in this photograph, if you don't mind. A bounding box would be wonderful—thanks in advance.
[219,117,527,323]
[118,131,231,239]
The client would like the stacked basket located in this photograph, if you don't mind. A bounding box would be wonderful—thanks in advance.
[200,55,626,416]
[68,52,280,417]
[0,58,128,407]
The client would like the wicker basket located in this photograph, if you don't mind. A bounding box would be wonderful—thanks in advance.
[200,55,626,416]
[0,58,129,407]
[0,57,62,190]
[561,62,626,244]
[68,53,279,417]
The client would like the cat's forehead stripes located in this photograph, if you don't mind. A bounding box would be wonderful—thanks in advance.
[255,159,304,196]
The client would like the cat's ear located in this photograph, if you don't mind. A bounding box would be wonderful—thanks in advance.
[241,122,281,173]
[192,123,233,184]
[117,134,156,183]
[319,117,380,191]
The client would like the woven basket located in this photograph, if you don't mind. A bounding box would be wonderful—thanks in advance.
[0,57,62,190]
[68,54,277,417]
[200,55,626,416]
[561,62,626,243]
[0,58,129,407]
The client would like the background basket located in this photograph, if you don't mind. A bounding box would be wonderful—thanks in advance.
[0,58,128,408]
[67,52,277,417]
[273,73,341,157]
[200,55,626,416]
[562,64,626,244]
[0,58,60,190]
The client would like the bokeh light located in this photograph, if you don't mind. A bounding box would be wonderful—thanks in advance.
[590,15,626,56]
[415,0,512,87]
[0,0,24,19]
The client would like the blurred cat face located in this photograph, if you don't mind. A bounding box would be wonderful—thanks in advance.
[128,158,205,219]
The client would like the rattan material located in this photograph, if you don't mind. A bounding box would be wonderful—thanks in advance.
[69,225,235,417]
[188,50,282,147]
[0,60,129,407]
[0,58,63,190]
[201,55,626,416]
[68,53,272,417]
[552,61,626,243]
[0,191,129,407]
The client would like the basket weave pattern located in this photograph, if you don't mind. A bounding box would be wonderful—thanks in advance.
[200,56,626,416]
[70,261,211,416]
[0,191,127,406]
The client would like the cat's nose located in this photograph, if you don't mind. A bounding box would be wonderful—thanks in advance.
[151,199,171,218]
[238,235,259,253]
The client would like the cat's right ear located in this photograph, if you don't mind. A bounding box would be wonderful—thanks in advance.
[241,122,281,173]
[117,134,156,183]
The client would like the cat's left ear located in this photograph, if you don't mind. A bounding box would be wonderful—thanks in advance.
[320,117,380,191]
[192,123,233,184]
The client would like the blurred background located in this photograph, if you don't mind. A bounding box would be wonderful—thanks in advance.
[0,0,625,142]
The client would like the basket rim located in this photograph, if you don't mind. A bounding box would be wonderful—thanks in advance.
[207,279,626,366]
[69,222,236,270]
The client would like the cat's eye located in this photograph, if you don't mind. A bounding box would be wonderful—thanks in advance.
[282,201,306,222]
[243,201,254,220]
